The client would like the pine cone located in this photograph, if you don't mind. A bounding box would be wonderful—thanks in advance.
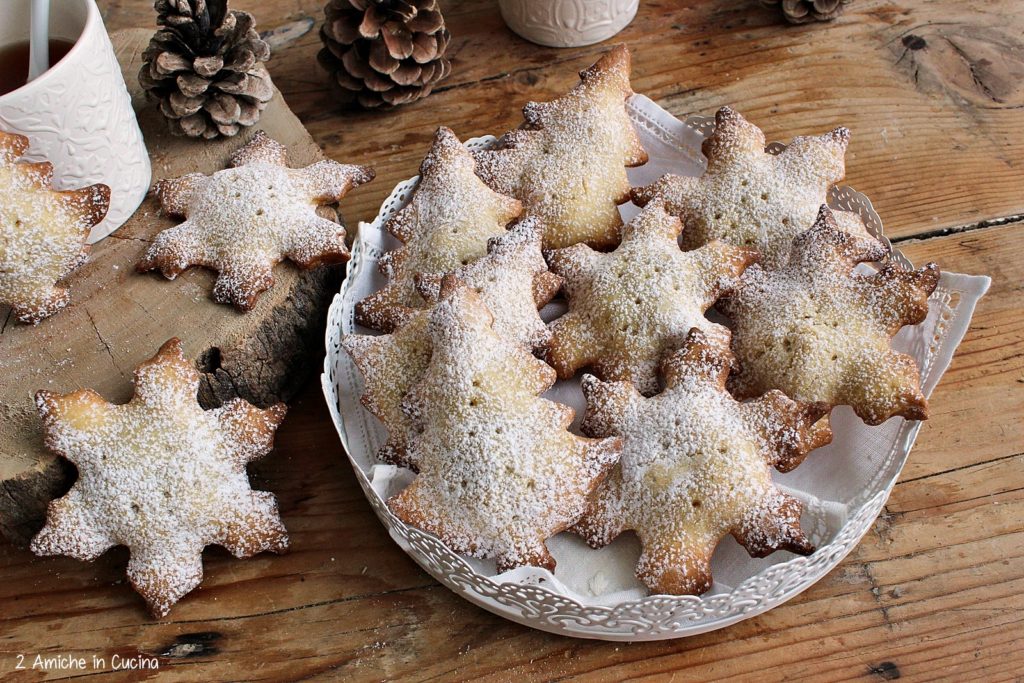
[318,0,452,108]
[139,0,273,139]
[761,0,850,24]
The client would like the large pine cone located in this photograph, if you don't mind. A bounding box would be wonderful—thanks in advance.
[319,0,452,108]
[139,0,273,139]
[761,0,850,24]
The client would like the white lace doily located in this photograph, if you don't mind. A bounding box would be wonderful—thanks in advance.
[321,95,991,641]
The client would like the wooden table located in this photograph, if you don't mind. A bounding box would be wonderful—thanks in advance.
[3,1,1022,680]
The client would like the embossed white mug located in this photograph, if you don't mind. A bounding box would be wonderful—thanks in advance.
[0,0,150,242]
[498,0,639,48]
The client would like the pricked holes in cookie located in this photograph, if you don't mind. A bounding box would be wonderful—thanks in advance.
[761,192,769,201]
[691,499,702,508]
[256,208,264,216]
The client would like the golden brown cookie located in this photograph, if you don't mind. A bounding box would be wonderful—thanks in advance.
[31,338,288,617]
[387,285,621,571]
[545,200,757,395]
[139,130,374,311]
[573,329,830,596]
[0,130,110,324]
[344,309,432,470]
[719,206,940,425]
[355,126,522,332]
[632,106,876,268]
[416,218,562,351]
[473,44,648,250]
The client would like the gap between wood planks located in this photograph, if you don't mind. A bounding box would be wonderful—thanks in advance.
[891,212,1024,245]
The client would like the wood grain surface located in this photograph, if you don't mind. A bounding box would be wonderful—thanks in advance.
[1,0,1022,680]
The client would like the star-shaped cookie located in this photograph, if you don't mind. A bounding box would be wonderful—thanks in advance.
[139,130,374,311]
[632,106,876,268]
[388,285,621,571]
[416,218,562,351]
[719,206,940,425]
[31,338,289,617]
[545,200,757,395]
[573,329,830,595]
[343,309,432,470]
[355,126,522,332]
[0,130,110,324]
[473,44,648,250]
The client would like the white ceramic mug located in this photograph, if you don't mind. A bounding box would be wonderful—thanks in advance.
[498,0,639,48]
[0,0,150,242]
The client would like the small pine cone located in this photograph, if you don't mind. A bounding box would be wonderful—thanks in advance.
[139,0,274,139]
[318,0,452,108]
[761,0,850,24]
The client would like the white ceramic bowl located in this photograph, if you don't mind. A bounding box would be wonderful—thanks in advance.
[498,0,639,48]
[0,0,150,242]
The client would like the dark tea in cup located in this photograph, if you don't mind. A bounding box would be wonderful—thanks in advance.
[0,38,75,96]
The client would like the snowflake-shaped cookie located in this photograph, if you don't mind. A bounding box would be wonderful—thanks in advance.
[719,206,940,424]
[632,106,876,268]
[573,329,830,595]
[0,130,110,323]
[355,126,522,332]
[388,286,621,571]
[416,218,562,351]
[545,200,756,395]
[473,44,648,250]
[31,338,289,617]
[139,130,374,311]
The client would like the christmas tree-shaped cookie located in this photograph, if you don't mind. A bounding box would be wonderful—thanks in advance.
[356,126,522,331]
[473,44,648,250]
[388,285,621,571]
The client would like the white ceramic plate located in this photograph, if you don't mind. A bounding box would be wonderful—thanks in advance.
[321,96,990,640]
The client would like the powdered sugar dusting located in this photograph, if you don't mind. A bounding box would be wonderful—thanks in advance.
[719,207,940,425]
[416,218,561,351]
[633,106,876,269]
[355,127,521,331]
[30,339,288,617]
[574,330,817,595]
[387,287,620,572]
[0,130,109,323]
[473,44,647,250]
[140,132,374,311]
[546,201,756,395]
[343,311,433,469]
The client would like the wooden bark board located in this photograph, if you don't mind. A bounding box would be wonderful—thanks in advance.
[0,28,368,544]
